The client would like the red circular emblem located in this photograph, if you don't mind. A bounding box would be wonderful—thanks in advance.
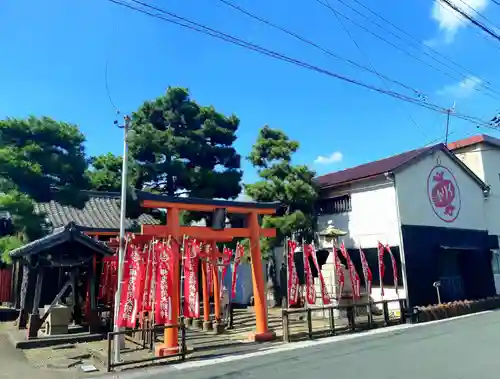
[427,165,461,223]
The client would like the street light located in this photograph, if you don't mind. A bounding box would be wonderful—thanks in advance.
[112,114,131,364]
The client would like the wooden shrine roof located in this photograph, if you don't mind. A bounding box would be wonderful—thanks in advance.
[9,222,114,259]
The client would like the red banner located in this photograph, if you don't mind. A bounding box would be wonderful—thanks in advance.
[303,243,316,305]
[334,246,345,299]
[377,241,386,297]
[142,244,154,312]
[98,256,117,306]
[183,239,201,318]
[287,240,299,305]
[231,243,244,299]
[385,244,399,295]
[359,247,372,295]
[306,244,330,305]
[155,242,173,325]
[340,242,360,300]
[220,247,233,299]
[132,244,148,325]
[116,244,137,328]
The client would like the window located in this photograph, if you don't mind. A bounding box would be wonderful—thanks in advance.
[492,252,500,275]
[317,195,352,215]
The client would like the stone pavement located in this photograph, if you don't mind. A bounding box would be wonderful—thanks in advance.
[0,306,397,377]
[0,323,104,379]
[132,310,500,379]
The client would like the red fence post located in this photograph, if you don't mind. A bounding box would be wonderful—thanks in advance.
[0,268,12,303]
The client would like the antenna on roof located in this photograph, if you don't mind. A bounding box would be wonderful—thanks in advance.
[444,101,456,146]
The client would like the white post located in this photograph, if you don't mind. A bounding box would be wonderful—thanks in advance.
[113,115,130,364]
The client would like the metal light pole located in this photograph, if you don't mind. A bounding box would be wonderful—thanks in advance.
[113,115,131,364]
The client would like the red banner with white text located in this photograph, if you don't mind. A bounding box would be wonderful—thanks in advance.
[287,240,299,305]
[183,239,201,318]
[306,244,330,305]
[303,244,316,305]
[340,242,360,300]
[359,247,372,295]
[377,241,386,297]
[220,247,233,299]
[231,243,244,299]
[155,242,173,325]
[385,244,399,295]
[334,246,345,299]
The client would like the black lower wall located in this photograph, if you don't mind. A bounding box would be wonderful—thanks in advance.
[401,224,496,307]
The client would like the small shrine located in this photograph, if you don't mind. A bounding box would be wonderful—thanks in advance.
[9,222,114,340]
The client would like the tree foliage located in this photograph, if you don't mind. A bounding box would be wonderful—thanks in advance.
[87,152,139,192]
[0,117,89,204]
[0,117,90,262]
[245,126,318,255]
[129,87,242,199]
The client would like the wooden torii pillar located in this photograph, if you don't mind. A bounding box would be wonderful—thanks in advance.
[140,195,278,357]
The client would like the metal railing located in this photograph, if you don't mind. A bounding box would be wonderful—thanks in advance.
[282,299,408,342]
[106,321,187,372]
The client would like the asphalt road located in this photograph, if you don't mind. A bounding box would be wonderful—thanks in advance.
[113,311,500,379]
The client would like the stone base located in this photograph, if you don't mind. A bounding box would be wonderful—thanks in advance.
[87,311,100,334]
[212,321,225,334]
[27,314,41,339]
[16,309,28,329]
[248,331,276,342]
[192,319,203,329]
[155,343,179,357]
[202,321,213,331]
[184,317,193,328]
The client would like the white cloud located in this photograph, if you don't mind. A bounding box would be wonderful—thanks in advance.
[430,0,489,44]
[437,75,482,98]
[314,151,343,165]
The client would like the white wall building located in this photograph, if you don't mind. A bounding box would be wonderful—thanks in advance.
[315,143,497,307]
[448,134,500,292]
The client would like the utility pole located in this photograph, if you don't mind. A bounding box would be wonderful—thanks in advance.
[444,102,456,145]
[113,114,131,364]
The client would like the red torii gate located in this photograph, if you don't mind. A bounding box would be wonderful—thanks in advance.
[138,193,279,357]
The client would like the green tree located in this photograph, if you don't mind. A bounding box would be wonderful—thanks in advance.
[244,126,318,258]
[87,153,139,192]
[0,116,90,262]
[129,87,242,200]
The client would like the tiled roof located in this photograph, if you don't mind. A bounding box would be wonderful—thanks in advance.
[447,134,500,151]
[315,145,437,189]
[34,191,160,232]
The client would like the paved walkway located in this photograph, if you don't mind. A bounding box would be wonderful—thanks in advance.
[111,310,500,379]
[0,333,69,379]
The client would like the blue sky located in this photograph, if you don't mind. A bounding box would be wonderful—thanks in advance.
[1,0,500,184]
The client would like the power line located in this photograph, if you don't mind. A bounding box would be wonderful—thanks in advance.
[321,0,429,139]
[438,0,500,42]
[106,0,498,131]
[346,0,494,86]
[316,0,500,99]
[455,0,500,31]
[211,0,425,97]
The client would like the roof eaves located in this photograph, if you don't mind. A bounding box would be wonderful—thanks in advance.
[9,227,70,259]
[318,172,389,190]
[9,222,114,259]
